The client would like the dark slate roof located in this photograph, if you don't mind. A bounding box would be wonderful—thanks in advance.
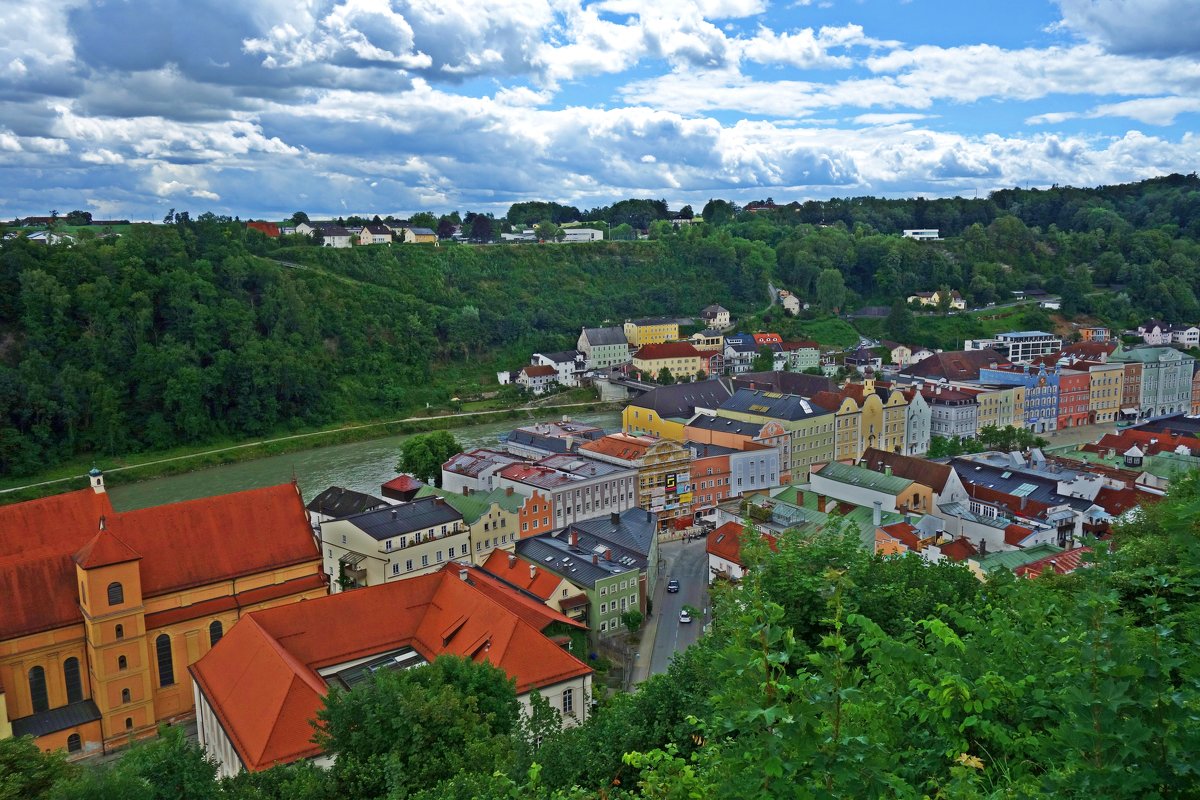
[567,507,657,557]
[626,379,732,420]
[687,442,738,458]
[733,371,836,396]
[724,335,758,353]
[902,349,1008,381]
[685,414,771,437]
[306,486,389,518]
[347,497,463,540]
[363,224,392,235]
[581,326,627,346]
[718,388,830,422]
[319,226,352,236]
[515,537,636,588]
[12,700,101,738]
[949,457,1095,513]
[701,304,728,316]
[859,448,954,494]
[515,510,656,588]
[408,227,436,235]
[507,429,573,454]
[630,316,677,326]
[537,350,585,365]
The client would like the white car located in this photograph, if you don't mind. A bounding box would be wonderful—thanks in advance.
[679,609,692,624]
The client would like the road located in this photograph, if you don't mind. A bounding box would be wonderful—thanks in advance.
[645,537,710,677]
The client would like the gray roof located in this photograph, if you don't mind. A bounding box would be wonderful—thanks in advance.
[629,316,676,326]
[626,379,732,421]
[507,429,575,454]
[536,453,630,478]
[701,304,728,316]
[12,700,101,738]
[687,442,738,458]
[685,414,772,437]
[949,457,1097,515]
[734,371,836,396]
[581,326,627,346]
[719,388,831,422]
[307,486,389,518]
[515,508,656,588]
[347,497,463,539]
[537,350,585,365]
[408,227,436,235]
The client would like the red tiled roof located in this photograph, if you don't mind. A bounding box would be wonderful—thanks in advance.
[939,537,978,562]
[1004,524,1036,546]
[705,522,777,568]
[382,475,423,492]
[521,365,558,378]
[879,521,920,549]
[860,448,954,494]
[457,564,585,631]
[634,342,703,360]
[0,484,320,640]
[480,549,565,601]
[779,340,819,350]
[579,433,655,461]
[1014,546,1091,578]
[73,525,140,568]
[190,569,593,772]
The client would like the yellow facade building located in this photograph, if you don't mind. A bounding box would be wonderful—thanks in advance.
[0,473,325,759]
[623,317,680,347]
[632,342,705,382]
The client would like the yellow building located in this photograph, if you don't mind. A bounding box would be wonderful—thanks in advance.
[0,474,325,759]
[1085,361,1124,424]
[713,388,835,479]
[811,375,910,461]
[623,317,680,347]
[632,342,705,382]
[688,330,724,352]
[580,434,692,530]
[908,290,966,310]
[961,385,1026,430]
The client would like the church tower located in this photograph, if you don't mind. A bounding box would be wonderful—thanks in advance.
[74,517,156,746]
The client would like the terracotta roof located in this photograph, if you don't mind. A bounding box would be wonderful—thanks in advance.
[246,221,280,237]
[579,433,656,461]
[0,484,320,640]
[1004,524,1036,546]
[879,521,920,549]
[382,475,423,492]
[938,537,978,562]
[902,349,1008,381]
[457,564,586,631]
[634,342,703,361]
[859,448,954,494]
[144,573,327,630]
[190,568,592,772]
[1062,341,1118,359]
[480,549,564,600]
[1014,546,1091,578]
[521,365,558,378]
[705,522,777,568]
[73,523,141,568]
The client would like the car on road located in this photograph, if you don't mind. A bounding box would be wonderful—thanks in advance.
[666,579,680,593]
[679,609,692,623]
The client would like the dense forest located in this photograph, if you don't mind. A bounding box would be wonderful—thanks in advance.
[7,474,1200,798]
[2,174,1199,477]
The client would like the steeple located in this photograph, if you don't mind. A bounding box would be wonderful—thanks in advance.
[74,517,141,569]
[89,466,105,494]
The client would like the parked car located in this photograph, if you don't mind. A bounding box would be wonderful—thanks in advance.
[666,579,680,593]
[679,609,692,623]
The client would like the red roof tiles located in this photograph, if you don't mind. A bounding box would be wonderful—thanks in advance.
[190,567,592,772]
[1014,546,1091,578]
[705,522,778,568]
[634,342,703,360]
[480,549,566,601]
[939,537,978,562]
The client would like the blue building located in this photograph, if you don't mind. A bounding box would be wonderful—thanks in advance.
[977,364,1060,433]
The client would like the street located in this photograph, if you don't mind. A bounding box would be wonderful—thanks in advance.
[635,536,710,681]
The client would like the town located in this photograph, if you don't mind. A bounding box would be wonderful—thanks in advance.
[2,278,1196,784]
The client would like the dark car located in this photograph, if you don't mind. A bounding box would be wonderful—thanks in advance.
[666,579,680,593]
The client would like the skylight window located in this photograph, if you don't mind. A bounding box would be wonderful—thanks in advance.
[1012,483,1037,497]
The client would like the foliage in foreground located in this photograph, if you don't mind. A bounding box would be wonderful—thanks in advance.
[8,477,1200,798]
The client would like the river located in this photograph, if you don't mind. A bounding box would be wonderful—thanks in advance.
[107,410,622,511]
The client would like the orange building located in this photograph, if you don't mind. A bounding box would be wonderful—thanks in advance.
[0,472,325,759]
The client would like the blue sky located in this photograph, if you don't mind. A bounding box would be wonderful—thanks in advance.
[1,0,1198,220]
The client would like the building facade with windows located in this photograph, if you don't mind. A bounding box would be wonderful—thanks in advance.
[623,317,680,347]
[319,497,469,591]
[0,475,325,760]
[579,435,693,530]
[1112,347,1195,419]
[578,326,630,369]
[497,457,638,532]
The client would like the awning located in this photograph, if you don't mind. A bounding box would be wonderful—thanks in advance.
[339,551,367,567]
[1121,408,1139,415]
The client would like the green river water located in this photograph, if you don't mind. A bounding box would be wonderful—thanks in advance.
[107,410,621,511]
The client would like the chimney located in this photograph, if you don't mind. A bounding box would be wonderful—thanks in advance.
[434,497,446,506]
[645,509,651,522]
[462,486,469,496]
[604,549,612,562]
[391,509,398,519]
[570,530,579,547]
[592,554,599,565]
[979,538,988,555]
[817,494,827,513]
[884,465,892,476]
[508,553,517,568]
[872,501,882,527]
[529,564,537,580]
[459,568,468,582]
[505,487,513,496]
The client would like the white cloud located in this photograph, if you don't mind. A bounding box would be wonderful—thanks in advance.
[1053,0,1200,55]
[852,112,930,125]
[1028,96,1200,126]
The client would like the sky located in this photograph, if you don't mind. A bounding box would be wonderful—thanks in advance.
[1,0,1198,221]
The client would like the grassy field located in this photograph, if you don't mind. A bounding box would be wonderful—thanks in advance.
[742,310,862,348]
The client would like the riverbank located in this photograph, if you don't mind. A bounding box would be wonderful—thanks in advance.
[0,399,623,506]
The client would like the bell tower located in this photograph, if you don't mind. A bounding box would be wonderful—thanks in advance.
[74,517,156,745]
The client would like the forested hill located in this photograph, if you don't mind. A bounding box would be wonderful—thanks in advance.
[2,173,1197,478]
[0,221,770,476]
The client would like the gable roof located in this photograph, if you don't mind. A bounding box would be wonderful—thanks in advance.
[580,326,627,347]
[858,448,954,494]
[685,413,773,438]
[344,496,463,540]
[1014,546,1091,578]
[189,566,592,772]
[305,486,388,518]
[815,461,914,496]
[0,484,319,640]
[480,549,565,600]
[520,365,559,378]
[700,304,728,316]
[719,388,830,422]
[579,433,657,461]
[634,342,703,361]
[626,380,732,420]
[902,349,1008,381]
[414,485,524,524]
[705,521,778,569]
[938,537,978,562]
[732,371,836,396]
[73,524,141,569]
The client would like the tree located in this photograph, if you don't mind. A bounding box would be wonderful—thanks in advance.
[656,366,675,385]
[701,199,736,226]
[64,210,92,226]
[534,219,561,242]
[316,655,518,799]
[976,424,1048,452]
[752,346,775,372]
[885,298,915,343]
[0,735,74,800]
[621,609,644,632]
[397,431,461,486]
[816,269,847,313]
[290,211,310,226]
[436,218,456,240]
[470,215,493,243]
[610,223,635,241]
[679,204,694,220]
[409,212,438,229]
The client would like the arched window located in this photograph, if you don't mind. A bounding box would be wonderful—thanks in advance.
[67,734,82,753]
[155,635,174,687]
[63,657,83,704]
[107,582,124,606]
[121,688,131,703]
[125,717,133,730]
[115,624,124,640]
[118,655,128,671]
[208,620,223,647]
[28,666,48,713]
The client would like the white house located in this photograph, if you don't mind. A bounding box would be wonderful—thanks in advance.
[902,229,940,240]
[561,228,604,242]
[531,350,587,387]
